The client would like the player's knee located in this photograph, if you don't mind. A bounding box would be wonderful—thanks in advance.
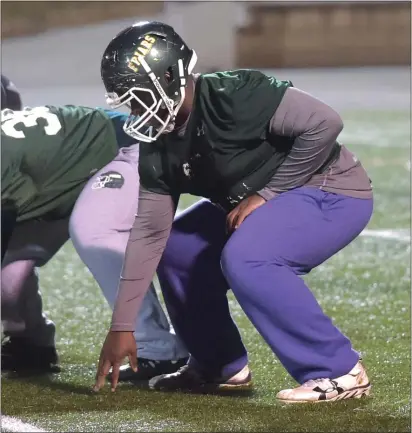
[1,260,38,309]
[220,235,250,284]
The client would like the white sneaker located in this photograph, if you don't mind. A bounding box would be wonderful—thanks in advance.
[276,361,371,403]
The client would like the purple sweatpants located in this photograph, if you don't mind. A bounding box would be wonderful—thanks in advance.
[158,187,373,383]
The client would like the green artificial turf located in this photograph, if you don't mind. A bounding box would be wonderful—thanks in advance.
[2,110,410,432]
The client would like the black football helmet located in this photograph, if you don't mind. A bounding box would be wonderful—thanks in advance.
[1,75,22,111]
[101,21,197,142]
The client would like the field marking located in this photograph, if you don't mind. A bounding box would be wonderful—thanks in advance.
[361,229,410,242]
[1,416,47,432]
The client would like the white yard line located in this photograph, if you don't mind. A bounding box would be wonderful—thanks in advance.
[361,229,410,242]
[1,416,47,433]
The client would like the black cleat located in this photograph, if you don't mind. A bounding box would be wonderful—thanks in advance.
[112,357,189,382]
[149,364,253,394]
[1,337,60,374]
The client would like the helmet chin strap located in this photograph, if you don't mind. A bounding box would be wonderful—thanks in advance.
[173,59,186,118]
[187,50,198,75]
[174,50,197,116]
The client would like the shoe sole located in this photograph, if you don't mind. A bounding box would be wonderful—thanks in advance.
[150,380,253,393]
[210,380,254,392]
[277,384,371,404]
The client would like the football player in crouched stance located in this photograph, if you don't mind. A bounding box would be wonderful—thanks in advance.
[1,98,188,377]
[94,21,373,403]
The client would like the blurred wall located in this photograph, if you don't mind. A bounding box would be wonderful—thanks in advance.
[1,1,164,38]
[1,1,410,69]
[237,1,411,68]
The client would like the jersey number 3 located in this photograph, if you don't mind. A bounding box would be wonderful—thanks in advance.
[1,107,62,139]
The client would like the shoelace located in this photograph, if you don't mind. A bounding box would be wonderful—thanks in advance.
[173,364,205,382]
[140,359,160,369]
[139,359,184,369]
[304,378,339,392]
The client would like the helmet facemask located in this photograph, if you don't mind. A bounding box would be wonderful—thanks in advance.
[106,51,197,143]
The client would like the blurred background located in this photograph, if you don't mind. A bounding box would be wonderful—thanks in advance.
[1,0,410,110]
[1,3,411,431]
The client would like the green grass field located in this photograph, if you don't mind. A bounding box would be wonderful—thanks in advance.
[2,110,411,432]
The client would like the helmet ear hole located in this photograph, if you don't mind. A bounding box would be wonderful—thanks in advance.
[130,98,140,113]
[165,67,173,84]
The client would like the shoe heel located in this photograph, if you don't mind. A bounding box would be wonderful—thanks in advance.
[355,386,371,399]
[363,387,371,397]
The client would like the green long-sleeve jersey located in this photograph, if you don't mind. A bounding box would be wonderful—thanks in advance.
[1,105,119,221]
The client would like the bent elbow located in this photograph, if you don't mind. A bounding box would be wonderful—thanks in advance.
[327,110,344,137]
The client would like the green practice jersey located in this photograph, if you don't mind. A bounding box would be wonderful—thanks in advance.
[1,105,119,221]
[139,70,293,211]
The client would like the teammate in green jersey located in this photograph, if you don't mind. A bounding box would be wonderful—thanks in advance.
[1,96,188,375]
[1,74,23,261]
[2,105,119,222]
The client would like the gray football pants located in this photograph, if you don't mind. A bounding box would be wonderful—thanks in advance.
[1,144,188,361]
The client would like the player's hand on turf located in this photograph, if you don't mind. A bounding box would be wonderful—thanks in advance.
[93,330,137,392]
[226,194,266,233]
